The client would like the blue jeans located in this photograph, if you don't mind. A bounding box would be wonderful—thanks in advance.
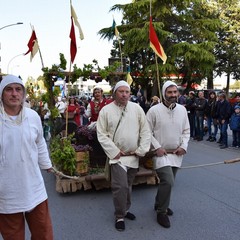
[207,117,218,138]
[195,115,204,139]
[219,121,228,146]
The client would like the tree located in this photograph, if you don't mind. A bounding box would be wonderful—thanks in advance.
[212,0,240,95]
[98,0,220,97]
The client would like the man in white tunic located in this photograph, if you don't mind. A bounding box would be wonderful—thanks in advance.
[97,80,151,231]
[0,75,53,239]
[146,80,190,228]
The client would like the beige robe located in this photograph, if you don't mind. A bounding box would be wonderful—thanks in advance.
[146,103,190,169]
[97,101,151,168]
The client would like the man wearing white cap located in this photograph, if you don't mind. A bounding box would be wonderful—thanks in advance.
[0,75,53,239]
[146,80,190,228]
[97,80,151,231]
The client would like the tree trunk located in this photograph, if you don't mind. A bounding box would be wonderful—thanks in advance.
[226,72,230,98]
[207,71,214,89]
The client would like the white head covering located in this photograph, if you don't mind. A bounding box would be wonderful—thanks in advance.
[114,80,130,93]
[0,75,25,104]
[162,80,178,101]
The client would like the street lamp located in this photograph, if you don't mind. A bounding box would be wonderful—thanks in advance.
[0,22,23,31]
[7,53,24,74]
[0,22,23,74]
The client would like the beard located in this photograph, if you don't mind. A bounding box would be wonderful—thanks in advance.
[165,96,177,104]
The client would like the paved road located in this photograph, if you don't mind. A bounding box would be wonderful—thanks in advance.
[2,137,240,240]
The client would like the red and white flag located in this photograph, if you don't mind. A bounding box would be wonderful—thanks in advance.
[25,30,39,62]
[69,16,77,63]
[149,16,167,64]
[69,4,84,63]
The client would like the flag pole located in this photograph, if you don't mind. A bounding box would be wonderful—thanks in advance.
[38,45,45,69]
[150,0,162,101]
[155,54,162,101]
[65,62,72,138]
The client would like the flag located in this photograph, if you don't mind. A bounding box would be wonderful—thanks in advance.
[126,72,133,86]
[69,16,77,63]
[149,16,167,64]
[112,19,120,39]
[126,65,133,85]
[71,5,84,40]
[25,30,39,62]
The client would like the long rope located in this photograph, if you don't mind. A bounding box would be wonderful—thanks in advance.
[181,158,240,169]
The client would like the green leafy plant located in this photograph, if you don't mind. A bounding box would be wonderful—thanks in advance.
[50,134,76,176]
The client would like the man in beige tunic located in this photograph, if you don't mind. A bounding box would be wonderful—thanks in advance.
[97,80,151,231]
[146,80,190,229]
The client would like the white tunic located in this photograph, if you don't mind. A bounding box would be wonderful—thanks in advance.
[0,107,52,214]
[146,103,190,169]
[97,101,151,168]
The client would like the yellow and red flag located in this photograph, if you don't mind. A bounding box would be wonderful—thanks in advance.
[149,16,167,64]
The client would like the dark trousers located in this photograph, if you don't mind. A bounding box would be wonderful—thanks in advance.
[0,200,53,240]
[188,113,195,137]
[219,121,228,146]
[155,166,178,214]
[195,115,204,139]
[111,164,138,219]
[232,130,240,147]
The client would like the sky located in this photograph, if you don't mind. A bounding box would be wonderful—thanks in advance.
[0,0,131,81]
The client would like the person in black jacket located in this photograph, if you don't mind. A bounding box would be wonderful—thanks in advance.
[216,93,232,149]
[205,91,218,141]
[193,91,207,141]
[186,91,196,138]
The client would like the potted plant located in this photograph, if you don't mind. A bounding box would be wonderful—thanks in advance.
[50,134,76,176]
[72,144,93,176]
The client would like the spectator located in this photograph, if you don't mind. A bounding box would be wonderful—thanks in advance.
[194,91,207,141]
[150,96,160,108]
[229,105,240,148]
[186,91,196,138]
[205,91,218,142]
[216,93,232,149]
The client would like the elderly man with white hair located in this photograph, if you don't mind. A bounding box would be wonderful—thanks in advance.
[146,80,190,229]
[97,80,151,231]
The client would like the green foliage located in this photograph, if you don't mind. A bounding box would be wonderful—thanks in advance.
[50,134,76,176]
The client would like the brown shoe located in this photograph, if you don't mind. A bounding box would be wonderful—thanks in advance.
[157,213,170,228]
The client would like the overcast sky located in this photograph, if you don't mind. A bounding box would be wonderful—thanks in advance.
[0,0,130,81]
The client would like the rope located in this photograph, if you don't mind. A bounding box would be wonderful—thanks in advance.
[181,158,240,169]
[50,167,84,181]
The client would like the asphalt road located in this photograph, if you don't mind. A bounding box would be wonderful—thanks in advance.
[1,137,240,240]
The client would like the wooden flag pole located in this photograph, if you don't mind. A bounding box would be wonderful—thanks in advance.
[65,61,73,137]
[155,54,162,101]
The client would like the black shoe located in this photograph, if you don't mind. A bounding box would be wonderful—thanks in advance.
[197,138,203,141]
[206,137,211,141]
[209,137,216,142]
[167,208,173,216]
[220,145,228,149]
[154,206,173,216]
[157,213,170,228]
[115,219,125,231]
[125,212,136,220]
